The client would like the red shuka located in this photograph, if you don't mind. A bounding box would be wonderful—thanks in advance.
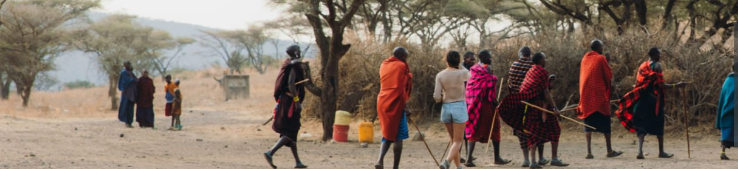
[376,57,412,141]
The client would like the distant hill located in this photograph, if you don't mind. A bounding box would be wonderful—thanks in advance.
[48,12,304,90]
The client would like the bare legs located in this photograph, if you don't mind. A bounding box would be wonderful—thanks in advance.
[637,134,645,159]
[265,136,306,168]
[442,123,465,168]
[376,139,403,169]
[586,132,618,159]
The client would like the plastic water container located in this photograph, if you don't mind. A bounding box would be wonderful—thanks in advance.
[334,111,351,125]
[333,125,349,142]
[358,122,374,143]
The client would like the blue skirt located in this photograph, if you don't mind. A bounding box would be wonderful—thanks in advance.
[382,111,409,143]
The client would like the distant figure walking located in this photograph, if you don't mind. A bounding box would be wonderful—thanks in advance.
[136,70,156,128]
[716,62,735,160]
[375,47,412,169]
[264,45,308,169]
[118,61,137,128]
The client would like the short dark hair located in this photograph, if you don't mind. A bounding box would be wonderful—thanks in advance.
[124,61,131,66]
[446,51,461,68]
[519,46,532,58]
[478,50,492,64]
[590,40,603,51]
[463,51,474,58]
[532,52,546,65]
[648,47,660,57]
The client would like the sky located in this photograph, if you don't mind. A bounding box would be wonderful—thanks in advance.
[97,0,283,30]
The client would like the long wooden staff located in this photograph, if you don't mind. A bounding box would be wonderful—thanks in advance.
[408,116,440,166]
[521,101,597,130]
[485,78,505,153]
[682,88,691,158]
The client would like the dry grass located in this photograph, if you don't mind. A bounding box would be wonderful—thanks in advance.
[301,27,733,133]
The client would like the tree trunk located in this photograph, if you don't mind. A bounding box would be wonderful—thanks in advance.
[1,78,10,100]
[109,75,119,110]
[320,63,338,141]
[21,84,31,107]
[662,0,677,29]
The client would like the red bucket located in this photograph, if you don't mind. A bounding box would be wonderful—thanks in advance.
[333,125,349,142]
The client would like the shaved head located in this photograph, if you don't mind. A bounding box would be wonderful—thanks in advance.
[393,47,409,61]
[519,46,532,58]
[590,40,603,54]
[286,45,301,59]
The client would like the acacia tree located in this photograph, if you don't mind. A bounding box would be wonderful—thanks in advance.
[273,0,366,141]
[222,26,274,74]
[0,0,98,107]
[143,30,195,79]
[74,14,152,110]
[199,30,248,74]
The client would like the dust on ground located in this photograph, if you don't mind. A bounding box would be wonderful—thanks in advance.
[0,67,735,169]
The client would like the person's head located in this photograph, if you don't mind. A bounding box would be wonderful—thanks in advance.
[463,51,476,65]
[286,45,301,59]
[175,79,180,86]
[590,40,604,54]
[532,52,546,67]
[142,70,149,77]
[478,50,492,65]
[445,50,461,69]
[165,75,172,83]
[648,47,661,62]
[123,61,132,71]
[392,47,409,61]
[519,46,532,58]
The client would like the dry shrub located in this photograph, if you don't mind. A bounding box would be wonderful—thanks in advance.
[301,28,733,131]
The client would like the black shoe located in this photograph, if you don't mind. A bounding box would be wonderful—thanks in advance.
[721,153,730,160]
[550,158,569,167]
[464,161,476,167]
[606,151,623,158]
[658,152,674,158]
[496,158,512,165]
[585,154,594,159]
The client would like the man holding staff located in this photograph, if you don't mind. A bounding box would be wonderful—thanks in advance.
[464,50,510,167]
[578,40,622,159]
[616,47,686,159]
[506,46,547,167]
[375,47,413,169]
[499,52,568,169]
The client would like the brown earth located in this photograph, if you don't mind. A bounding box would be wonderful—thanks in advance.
[0,67,735,169]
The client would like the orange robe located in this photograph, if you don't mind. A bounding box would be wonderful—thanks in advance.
[577,51,612,119]
[376,56,412,141]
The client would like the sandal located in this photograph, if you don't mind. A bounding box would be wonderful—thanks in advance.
[636,154,644,160]
[295,162,308,168]
[463,161,476,167]
[529,163,542,169]
[522,161,530,167]
[495,158,512,165]
[721,153,730,160]
[264,152,276,169]
[440,160,450,169]
[658,152,674,158]
[585,154,594,159]
[537,158,549,165]
[606,151,623,158]
[550,158,569,167]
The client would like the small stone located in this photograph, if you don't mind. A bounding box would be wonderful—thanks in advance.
[412,132,425,141]
[120,134,124,138]
[74,128,78,131]
[256,128,261,132]
[29,153,35,157]
[220,127,225,130]
[196,138,203,142]
[224,145,228,148]
[360,142,368,148]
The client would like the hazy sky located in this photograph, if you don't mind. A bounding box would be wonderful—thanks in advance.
[97,0,282,30]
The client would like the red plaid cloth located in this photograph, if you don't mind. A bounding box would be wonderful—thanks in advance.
[466,64,499,141]
[497,65,550,139]
[577,51,612,119]
[616,61,665,132]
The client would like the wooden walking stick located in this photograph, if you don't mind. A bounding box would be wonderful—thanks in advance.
[485,78,505,154]
[521,101,597,130]
[683,88,691,158]
[407,115,440,166]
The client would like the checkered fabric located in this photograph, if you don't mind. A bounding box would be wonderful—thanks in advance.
[616,61,665,133]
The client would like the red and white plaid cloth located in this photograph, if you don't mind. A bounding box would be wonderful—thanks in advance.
[616,61,665,133]
[498,65,555,147]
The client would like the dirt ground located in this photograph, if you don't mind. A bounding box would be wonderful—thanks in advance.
[0,67,735,169]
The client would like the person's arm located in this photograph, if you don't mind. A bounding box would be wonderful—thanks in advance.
[652,62,686,89]
[543,86,559,115]
[288,68,302,111]
[433,73,443,103]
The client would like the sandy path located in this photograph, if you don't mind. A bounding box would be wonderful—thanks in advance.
[0,107,736,169]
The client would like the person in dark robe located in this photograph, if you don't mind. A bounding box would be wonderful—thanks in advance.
[136,70,156,128]
[616,47,686,159]
[118,61,137,128]
[264,45,307,169]
[375,47,412,169]
[716,61,735,160]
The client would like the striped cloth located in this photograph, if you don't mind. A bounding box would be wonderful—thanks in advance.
[616,61,664,133]
[507,56,533,93]
[498,65,550,138]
